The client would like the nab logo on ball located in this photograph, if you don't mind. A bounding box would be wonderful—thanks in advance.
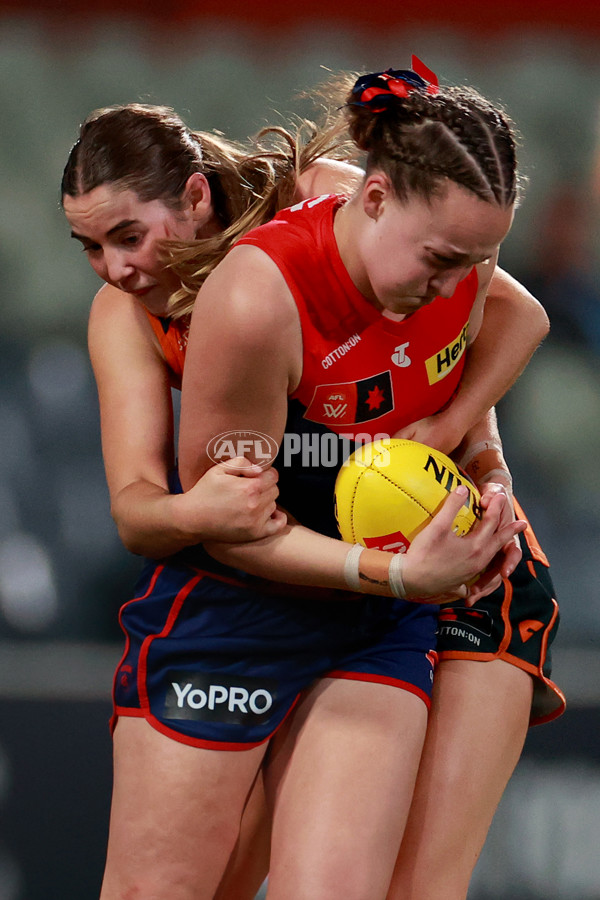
[334,439,482,549]
[422,454,482,521]
[206,430,279,469]
[363,530,410,554]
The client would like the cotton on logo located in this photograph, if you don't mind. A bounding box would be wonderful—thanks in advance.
[392,342,411,367]
[438,606,493,638]
[206,430,279,469]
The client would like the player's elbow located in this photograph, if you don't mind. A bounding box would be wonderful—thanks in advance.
[508,288,550,347]
[113,516,146,557]
[110,503,157,558]
[115,524,167,559]
[532,302,550,347]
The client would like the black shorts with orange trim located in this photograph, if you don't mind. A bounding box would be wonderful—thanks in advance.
[112,560,438,750]
[436,498,565,726]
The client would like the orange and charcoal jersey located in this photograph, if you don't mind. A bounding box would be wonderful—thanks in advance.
[237,193,478,538]
[143,309,189,389]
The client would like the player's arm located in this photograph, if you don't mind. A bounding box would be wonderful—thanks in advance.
[395,264,549,454]
[178,244,300,486]
[89,285,281,558]
[179,247,525,601]
[204,489,524,602]
[454,408,513,499]
[452,407,522,584]
[451,264,549,439]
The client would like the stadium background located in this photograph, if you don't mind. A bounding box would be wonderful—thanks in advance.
[0,2,599,897]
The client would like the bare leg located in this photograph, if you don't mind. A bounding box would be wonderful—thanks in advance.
[388,659,533,900]
[100,717,267,900]
[265,677,429,900]
[214,768,272,900]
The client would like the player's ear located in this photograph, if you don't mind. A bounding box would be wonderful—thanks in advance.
[183,172,213,224]
[362,172,393,221]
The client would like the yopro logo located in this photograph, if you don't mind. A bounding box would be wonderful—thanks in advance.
[164,671,278,725]
[206,430,279,470]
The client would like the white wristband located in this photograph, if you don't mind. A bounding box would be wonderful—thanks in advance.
[344,543,365,592]
[458,440,504,469]
[388,553,407,599]
[477,468,514,489]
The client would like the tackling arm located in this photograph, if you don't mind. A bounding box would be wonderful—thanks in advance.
[395,265,549,454]
[179,247,525,601]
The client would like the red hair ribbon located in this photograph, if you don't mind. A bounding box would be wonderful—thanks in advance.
[350,57,439,112]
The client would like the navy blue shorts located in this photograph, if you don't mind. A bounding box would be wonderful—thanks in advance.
[436,499,565,726]
[112,562,437,750]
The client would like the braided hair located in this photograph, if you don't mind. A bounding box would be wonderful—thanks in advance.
[345,60,520,209]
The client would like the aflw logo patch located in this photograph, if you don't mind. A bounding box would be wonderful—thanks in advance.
[163,671,278,725]
[425,324,468,384]
[304,371,394,427]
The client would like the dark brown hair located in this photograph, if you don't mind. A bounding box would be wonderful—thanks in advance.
[62,103,351,317]
[342,73,520,208]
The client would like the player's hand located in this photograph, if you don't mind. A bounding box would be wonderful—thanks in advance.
[402,486,526,602]
[179,457,287,542]
[478,481,521,579]
[393,412,464,456]
[460,482,521,606]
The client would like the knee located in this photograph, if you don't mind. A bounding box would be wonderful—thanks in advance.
[389,843,475,900]
[269,859,393,900]
[102,865,217,900]
[101,815,241,900]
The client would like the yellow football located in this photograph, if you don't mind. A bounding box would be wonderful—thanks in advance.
[334,439,482,552]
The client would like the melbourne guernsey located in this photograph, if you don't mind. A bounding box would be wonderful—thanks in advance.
[237,194,479,538]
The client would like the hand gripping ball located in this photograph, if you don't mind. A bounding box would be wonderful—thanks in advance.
[334,439,482,553]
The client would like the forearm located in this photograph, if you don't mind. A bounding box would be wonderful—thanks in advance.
[453,409,513,495]
[205,523,394,595]
[204,483,524,603]
[111,480,203,558]
[452,410,521,578]
[435,270,549,450]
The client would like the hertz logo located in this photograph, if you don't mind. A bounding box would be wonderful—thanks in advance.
[425,325,469,384]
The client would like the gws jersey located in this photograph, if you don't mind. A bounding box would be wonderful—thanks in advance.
[143,310,190,388]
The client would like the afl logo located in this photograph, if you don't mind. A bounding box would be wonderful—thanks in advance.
[206,430,279,470]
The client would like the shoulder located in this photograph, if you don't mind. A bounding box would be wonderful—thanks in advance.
[201,244,298,333]
[88,283,163,366]
[89,283,152,331]
[295,158,364,201]
[188,244,302,378]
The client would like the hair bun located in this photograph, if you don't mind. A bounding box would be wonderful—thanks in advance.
[349,59,438,114]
